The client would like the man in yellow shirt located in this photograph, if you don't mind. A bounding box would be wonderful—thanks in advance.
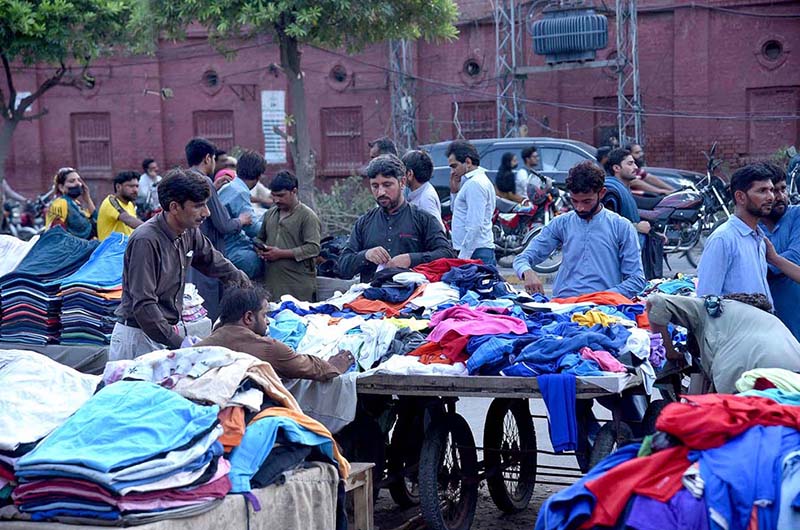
[97,171,144,240]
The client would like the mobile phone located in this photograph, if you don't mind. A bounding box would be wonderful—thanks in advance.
[254,240,268,250]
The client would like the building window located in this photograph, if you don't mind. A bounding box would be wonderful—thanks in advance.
[71,113,112,171]
[320,106,363,176]
[193,110,235,152]
[454,101,495,140]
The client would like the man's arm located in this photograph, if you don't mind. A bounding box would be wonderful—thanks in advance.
[291,210,322,262]
[220,184,261,238]
[264,337,345,381]
[336,217,369,279]
[191,230,251,286]
[2,180,27,202]
[205,180,242,236]
[611,221,646,298]
[407,210,455,267]
[696,236,728,297]
[766,237,800,284]
[768,209,800,276]
[458,183,491,259]
[127,239,183,348]
[630,178,670,195]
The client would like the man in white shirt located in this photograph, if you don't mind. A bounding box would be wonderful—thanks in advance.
[402,150,443,228]
[137,158,162,218]
[516,145,541,199]
[448,140,496,266]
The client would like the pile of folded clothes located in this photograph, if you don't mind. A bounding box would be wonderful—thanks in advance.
[58,232,128,345]
[0,227,98,344]
[182,283,209,323]
[0,235,40,279]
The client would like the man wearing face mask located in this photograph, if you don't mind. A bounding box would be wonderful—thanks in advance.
[513,161,645,298]
[338,154,454,283]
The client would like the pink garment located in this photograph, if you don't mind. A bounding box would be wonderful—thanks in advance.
[427,305,527,343]
[579,347,627,373]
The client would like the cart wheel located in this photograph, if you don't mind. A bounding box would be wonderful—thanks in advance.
[483,398,537,513]
[419,413,478,530]
[588,421,633,470]
[387,409,423,507]
[643,399,671,435]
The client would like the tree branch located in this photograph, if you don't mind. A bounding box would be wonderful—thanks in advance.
[19,108,50,122]
[273,124,298,163]
[1,54,16,115]
[16,61,68,118]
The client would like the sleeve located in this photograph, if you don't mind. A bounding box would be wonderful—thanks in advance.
[603,189,621,214]
[205,183,241,236]
[220,184,260,238]
[127,239,183,348]
[96,199,119,241]
[768,211,800,276]
[407,210,455,267]
[46,198,68,228]
[696,235,728,297]
[457,183,490,259]
[515,169,530,198]
[137,175,150,203]
[190,230,251,286]
[513,217,562,278]
[264,338,341,381]
[647,293,705,329]
[336,217,369,279]
[292,209,322,262]
[611,221,646,298]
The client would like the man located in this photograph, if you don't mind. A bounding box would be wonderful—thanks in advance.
[368,136,398,159]
[137,158,161,218]
[697,162,775,304]
[517,145,542,200]
[197,287,353,381]
[602,148,651,240]
[219,150,264,279]
[402,149,443,227]
[214,150,237,186]
[595,146,612,169]
[760,162,800,339]
[647,292,800,393]
[256,170,322,301]
[625,143,674,195]
[514,161,645,298]
[111,169,251,361]
[447,140,496,266]
[338,154,454,283]
[96,171,143,240]
[185,137,252,321]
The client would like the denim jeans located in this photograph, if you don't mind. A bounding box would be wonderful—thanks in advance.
[471,247,497,267]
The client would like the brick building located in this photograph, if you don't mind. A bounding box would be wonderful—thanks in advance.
[4,0,800,196]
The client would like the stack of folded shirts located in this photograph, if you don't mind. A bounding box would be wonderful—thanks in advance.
[0,227,98,344]
[182,283,208,323]
[14,381,230,525]
[58,233,128,345]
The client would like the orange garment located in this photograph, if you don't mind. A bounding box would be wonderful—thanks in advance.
[344,284,425,317]
[251,407,351,479]
[218,406,246,451]
[551,291,635,306]
[636,312,650,329]
[408,342,452,365]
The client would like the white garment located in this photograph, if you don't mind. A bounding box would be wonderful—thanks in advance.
[283,372,358,434]
[407,181,444,228]
[0,350,99,451]
[0,235,39,279]
[515,168,530,198]
[392,272,429,286]
[621,327,655,394]
[354,320,398,370]
[368,355,468,376]
[296,314,365,359]
[408,282,460,310]
[450,166,495,258]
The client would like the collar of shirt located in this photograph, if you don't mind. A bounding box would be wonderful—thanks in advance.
[380,201,410,218]
[463,167,487,181]
[156,212,182,241]
[730,214,763,239]
[407,182,431,201]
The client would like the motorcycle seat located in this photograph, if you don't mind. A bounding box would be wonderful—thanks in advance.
[495,196,519,213]
[638,209,666,222]
[633,193,664,210]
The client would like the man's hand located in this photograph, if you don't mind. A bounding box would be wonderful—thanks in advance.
[259,246,290,262]
[238,212,253,226]
[385,253,411,268]
[365,246,391,265]
[522,270,544,295]
[214,175,233,190]
[449,173,461,194]
[765,237,778,264]
[329,350,355,373]
[636,220,651,235]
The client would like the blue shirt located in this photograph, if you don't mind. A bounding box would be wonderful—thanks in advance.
[219,178,263,277]
[697,215,772,305]
[603,176,640,223]
[513,208,646,298]
[761,205,800,340]
[451,167,495,258]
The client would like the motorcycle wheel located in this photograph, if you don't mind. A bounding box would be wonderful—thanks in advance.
[684,216,726,269]
[523,226,562,274]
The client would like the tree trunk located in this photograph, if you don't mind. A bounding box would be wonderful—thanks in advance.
[0,119,18,202]
[278,31,316,210]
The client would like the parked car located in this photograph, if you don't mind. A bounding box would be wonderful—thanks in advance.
[420,137,702,199]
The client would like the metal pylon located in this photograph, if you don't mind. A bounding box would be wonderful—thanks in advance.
[616,0,643,145]
[495,0,526,137]
[389,40,417,152]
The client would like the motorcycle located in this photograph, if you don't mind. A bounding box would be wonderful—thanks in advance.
[787,146,800,205]
[0,188,52,241]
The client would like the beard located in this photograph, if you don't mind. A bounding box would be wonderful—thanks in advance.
[576,199,601,219]
[766,201,787,222]
[377,196,401,212]
[745,198,773,218]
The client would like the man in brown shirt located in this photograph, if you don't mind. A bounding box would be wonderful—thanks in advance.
[111,169,251,361]
[197,286,353,381]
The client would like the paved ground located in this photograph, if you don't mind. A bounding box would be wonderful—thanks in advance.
[372,254,697,529]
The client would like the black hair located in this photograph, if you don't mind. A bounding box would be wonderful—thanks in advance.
[219,286,270,325]
[730,162,775,197]
[762,161,787,185]
[604,148,631,175]
[185,137,217,166]
[596,146,612,164]
[270,170,299,193]
[368,137,398,157]
[401,150,433,184]
[366,154,406,180]
[566,161,606,194]
[521,146,538,161]
[214,148,227,159]
[113,170,139,192]
[237,150,267,182]
[157,168,211,210]
[142,158,156,172]
[721,293,773,313]
[446,140,480,166]
[495,152,517,193]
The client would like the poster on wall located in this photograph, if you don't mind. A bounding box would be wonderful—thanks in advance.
[261,90,287,164]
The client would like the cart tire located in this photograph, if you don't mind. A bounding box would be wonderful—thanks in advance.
[589,422,633,470]
[419,413,478,530]
[643,399,671,435]
[483,399,537,513]
[387,410,423,508]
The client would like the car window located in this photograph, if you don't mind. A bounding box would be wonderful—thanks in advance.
[555,149,588,171]
[539,148,559,172]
